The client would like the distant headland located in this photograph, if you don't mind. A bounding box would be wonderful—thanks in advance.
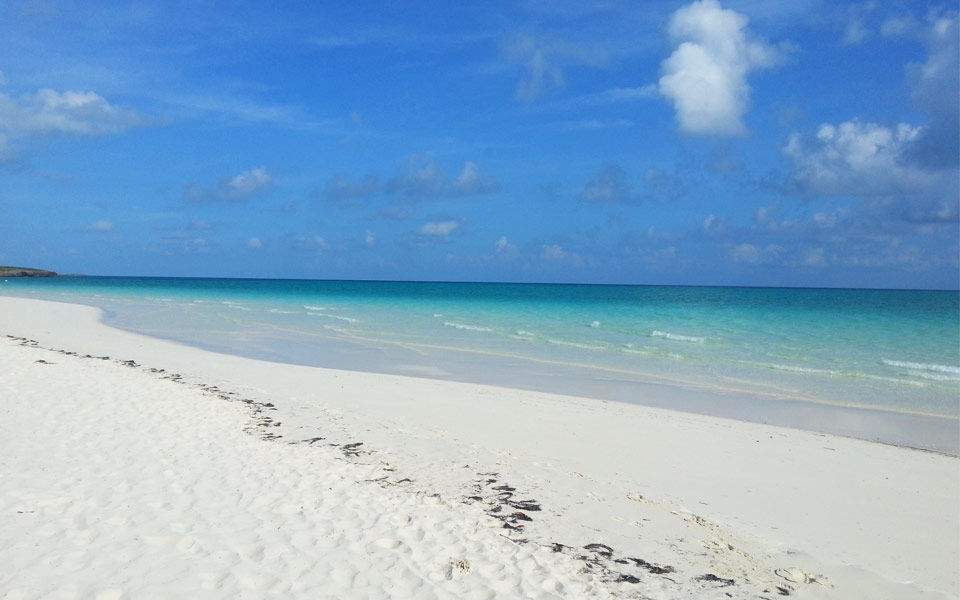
[0,266,58,277]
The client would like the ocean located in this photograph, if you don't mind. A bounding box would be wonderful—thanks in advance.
[2,277,958,451]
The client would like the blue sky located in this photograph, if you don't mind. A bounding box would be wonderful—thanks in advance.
[1,0,957,288]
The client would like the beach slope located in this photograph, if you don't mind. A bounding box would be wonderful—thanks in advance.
[0,296,957,599]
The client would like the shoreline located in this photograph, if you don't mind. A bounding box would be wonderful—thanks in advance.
[2,287,956,454]
[1,296,958,599]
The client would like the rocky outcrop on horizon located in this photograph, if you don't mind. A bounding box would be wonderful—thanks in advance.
[0,266,58,277]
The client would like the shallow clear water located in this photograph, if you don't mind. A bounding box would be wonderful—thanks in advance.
[3,277,957,422]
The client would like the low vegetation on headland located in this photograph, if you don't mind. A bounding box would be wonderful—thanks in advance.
[0,266,58,277]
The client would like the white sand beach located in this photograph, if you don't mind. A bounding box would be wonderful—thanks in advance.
[1,296,958,599]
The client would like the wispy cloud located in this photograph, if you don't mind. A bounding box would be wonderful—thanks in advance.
[501,34,608,102]
[80,219,115,232]
[579,164,634,203]
[164,93,333,131]
[553,118,635,131]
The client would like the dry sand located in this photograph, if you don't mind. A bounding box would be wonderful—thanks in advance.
[1,296,957,599]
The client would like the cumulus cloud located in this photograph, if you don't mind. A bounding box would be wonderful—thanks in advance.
[729,242,784,264]
[183,167,272,202]
[783,120,942,197]
[387,156,499,198]
[579,165,633,203]
[658,0,784,136]
[326,157,499,203]
[246,237,262,249]
[0,88,143,137]
[419,220,460,236]
[502,35,607,102]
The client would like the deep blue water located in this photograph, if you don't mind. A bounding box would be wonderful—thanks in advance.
[3,277,958,421]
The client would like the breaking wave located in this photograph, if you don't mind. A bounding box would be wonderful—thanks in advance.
[651,330,705,343]
[882,359,960,377]
[546,338,606,351]
[443,321,493,332]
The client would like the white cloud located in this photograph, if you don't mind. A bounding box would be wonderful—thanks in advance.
[81,219,115,232]
[420,220,460,236]
[0,88,143,137]
[183,167,272,202]
[730,242,783,264]
[224,167,271,199]
[246,237,262,249]
[364,230,376,247]
[783,120,939,196]
[658,0,783,136]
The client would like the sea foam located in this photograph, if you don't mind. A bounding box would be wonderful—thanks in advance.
[651,330,705,343]
[443,321,493,332]
[546,338,606,351]
[882,359,960,375]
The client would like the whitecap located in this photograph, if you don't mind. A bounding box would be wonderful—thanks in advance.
[443,321,493,332]
[324,314,360,323]
[651,330,705,343]
[546,338,606,351]
[882,359,960,375]
[758,363,842,376]
[908,371,960,382]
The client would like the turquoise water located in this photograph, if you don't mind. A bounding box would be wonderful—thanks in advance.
[2,277,958,433]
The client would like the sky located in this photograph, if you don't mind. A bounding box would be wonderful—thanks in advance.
[0,0,957,288]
